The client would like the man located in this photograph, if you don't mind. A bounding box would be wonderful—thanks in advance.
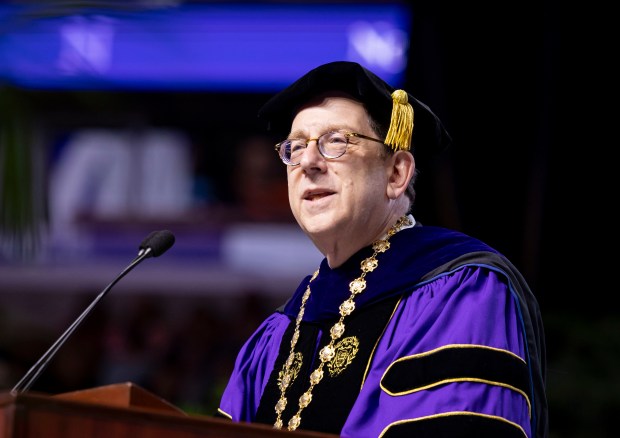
[217,61,548,438]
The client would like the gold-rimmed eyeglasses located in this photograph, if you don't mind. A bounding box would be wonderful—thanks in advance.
[274,130,385,166]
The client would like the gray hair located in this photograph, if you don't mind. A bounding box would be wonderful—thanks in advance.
[368,114,417,212]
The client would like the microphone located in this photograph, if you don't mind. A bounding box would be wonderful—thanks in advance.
[138,229,175,258]
[10,230,176,396]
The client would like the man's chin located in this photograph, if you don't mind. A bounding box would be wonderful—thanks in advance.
[298,214,339,237]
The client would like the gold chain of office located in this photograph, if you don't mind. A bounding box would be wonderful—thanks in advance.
[273,215,412,431]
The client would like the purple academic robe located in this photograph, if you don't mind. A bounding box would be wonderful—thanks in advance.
[218,226,548,438]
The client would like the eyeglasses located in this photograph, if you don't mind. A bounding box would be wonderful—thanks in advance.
[275,130,385,166]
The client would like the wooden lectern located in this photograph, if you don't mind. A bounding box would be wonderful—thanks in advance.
[0,382,338,438]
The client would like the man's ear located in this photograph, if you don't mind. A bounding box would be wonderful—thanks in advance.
[386,151,415,200]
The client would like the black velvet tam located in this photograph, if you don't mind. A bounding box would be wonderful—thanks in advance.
[257,61,451,164]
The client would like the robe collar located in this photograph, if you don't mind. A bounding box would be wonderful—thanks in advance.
[283,225,498,322]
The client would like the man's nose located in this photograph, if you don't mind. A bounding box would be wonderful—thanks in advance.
[299,139,325,169]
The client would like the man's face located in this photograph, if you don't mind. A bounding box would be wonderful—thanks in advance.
[286,95,392,248]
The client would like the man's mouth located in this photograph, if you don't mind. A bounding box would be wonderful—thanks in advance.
[303,190,333,201]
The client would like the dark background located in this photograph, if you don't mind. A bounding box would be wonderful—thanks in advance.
[0,1,613,438]
[408,3,613,437]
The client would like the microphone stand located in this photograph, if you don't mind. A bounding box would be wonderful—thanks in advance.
[10,248,153,396]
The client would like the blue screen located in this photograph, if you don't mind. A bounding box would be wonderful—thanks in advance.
[0,2,411,91]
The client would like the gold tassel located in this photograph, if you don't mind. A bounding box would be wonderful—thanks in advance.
[384,89,413,152]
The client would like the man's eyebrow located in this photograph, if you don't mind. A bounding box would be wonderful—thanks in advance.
[287,129,305,139]
[288,126,349,139]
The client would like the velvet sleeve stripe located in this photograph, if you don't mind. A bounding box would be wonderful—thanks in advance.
[380,344,531,411]
[419,250,547,437]
[378,411,527,438]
